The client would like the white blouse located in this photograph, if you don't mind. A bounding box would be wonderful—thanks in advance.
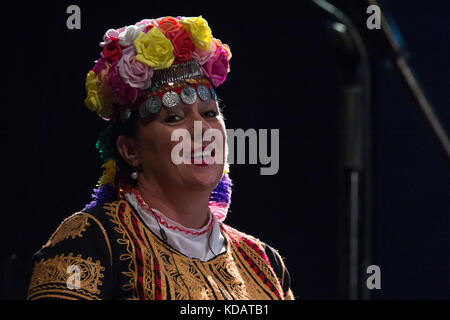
[125,192,227,261]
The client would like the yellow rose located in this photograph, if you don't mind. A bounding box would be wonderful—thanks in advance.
[85,70,98,91]
[180,16,212,51]
[133,27,175,70]
[84,71,113,119]
[84,71,102,113]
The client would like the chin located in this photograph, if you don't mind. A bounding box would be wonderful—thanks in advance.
[181,163,224,191]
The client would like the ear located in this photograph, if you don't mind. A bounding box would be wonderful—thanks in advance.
[116,135,140,168]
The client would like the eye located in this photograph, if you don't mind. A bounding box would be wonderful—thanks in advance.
[164,115,182,123]
[203,110,219,118]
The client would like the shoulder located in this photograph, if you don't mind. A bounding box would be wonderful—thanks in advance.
[42,200,128,250]
[221,223,295,300]
[220,223,281,260]
[27,199,135,300]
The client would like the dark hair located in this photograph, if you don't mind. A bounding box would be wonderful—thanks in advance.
[83,114,139,210]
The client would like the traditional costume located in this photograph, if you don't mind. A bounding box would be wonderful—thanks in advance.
[27,16,294,300]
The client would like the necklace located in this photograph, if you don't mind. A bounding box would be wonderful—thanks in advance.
[132,187,214,236]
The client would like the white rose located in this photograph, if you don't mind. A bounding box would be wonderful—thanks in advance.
[118,25,145,46]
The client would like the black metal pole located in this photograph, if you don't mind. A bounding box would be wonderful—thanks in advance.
[311,0,373,300]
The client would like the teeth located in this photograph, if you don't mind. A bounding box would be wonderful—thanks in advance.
[190,150,213,159]
[203,150,213,158]
[192,152,203,158]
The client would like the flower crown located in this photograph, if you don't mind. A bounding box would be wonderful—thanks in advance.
[84,16,232,122]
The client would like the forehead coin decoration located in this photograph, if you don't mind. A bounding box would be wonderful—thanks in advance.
[139,96,162,118]
[180,85,197,105]
[197,85,211,101]
[162,91,180,108]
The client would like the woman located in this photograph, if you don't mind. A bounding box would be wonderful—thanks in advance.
[27,16,294,300]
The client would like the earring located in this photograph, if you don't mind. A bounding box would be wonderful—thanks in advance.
[131,171,138,180]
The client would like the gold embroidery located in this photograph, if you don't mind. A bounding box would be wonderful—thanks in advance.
[225,226,284,299]
[27,285,99,300]
[227,240,275,300]
[83,213,113,267]
[29,294,79,300]
[286,289,295,300]
[150,237,214,300]
[27,253,105,300]
[103,201,138,299]
[142,247,155,300]
[43,213,90,248]
[105,200,286,300]
[209,258,249,299]
[142,222,278,300]
[42,212,113,267]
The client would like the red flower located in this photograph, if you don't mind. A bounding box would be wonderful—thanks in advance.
[157,16,182,33]
[102,39,122,63]
[143,24,154,33]
[166,28,195,64]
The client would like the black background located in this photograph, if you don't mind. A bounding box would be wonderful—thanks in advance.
[1,0,449,299]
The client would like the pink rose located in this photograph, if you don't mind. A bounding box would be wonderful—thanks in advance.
[193,40,216,65]
[108,62,138,106]
[118,47,154,89]
[201,47,229,87]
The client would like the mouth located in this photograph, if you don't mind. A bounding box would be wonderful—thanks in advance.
[190,146,216,166]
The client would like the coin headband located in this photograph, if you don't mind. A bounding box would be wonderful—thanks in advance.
[84,16,232,123]
[118,78,218,122]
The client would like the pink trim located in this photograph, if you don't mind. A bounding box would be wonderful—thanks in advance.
[132,188,214,236]
[208,201,228,222]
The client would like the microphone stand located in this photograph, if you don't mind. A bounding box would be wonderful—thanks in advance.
[311,0,373,300]
[367,0,450,169]
[311,0,450,300]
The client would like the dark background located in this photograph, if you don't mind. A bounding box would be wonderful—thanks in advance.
[1,0,449,299]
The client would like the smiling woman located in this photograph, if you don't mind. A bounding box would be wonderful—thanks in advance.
[26,15,294,300]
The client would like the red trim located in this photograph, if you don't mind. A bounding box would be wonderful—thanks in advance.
[118,203,146,299]
[132,188,214,236]
[223,225,282,299]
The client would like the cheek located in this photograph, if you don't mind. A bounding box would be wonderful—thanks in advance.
[215,120,227,153]
[137,123,175,164]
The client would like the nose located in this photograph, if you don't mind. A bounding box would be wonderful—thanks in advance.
[188,108,211,143]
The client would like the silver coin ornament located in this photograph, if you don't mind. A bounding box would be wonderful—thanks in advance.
[162,91,180,108]
[197,85,211,101]
[139,96,162,118]
[210,86,217,101]
[180,85,197,105]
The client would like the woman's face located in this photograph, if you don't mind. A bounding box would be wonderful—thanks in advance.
[132,95,226,192]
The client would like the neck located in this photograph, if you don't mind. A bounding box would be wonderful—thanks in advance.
[135,178,211,229]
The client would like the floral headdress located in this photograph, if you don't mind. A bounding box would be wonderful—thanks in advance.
[84,16,231,122]
[83,16,232,222]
